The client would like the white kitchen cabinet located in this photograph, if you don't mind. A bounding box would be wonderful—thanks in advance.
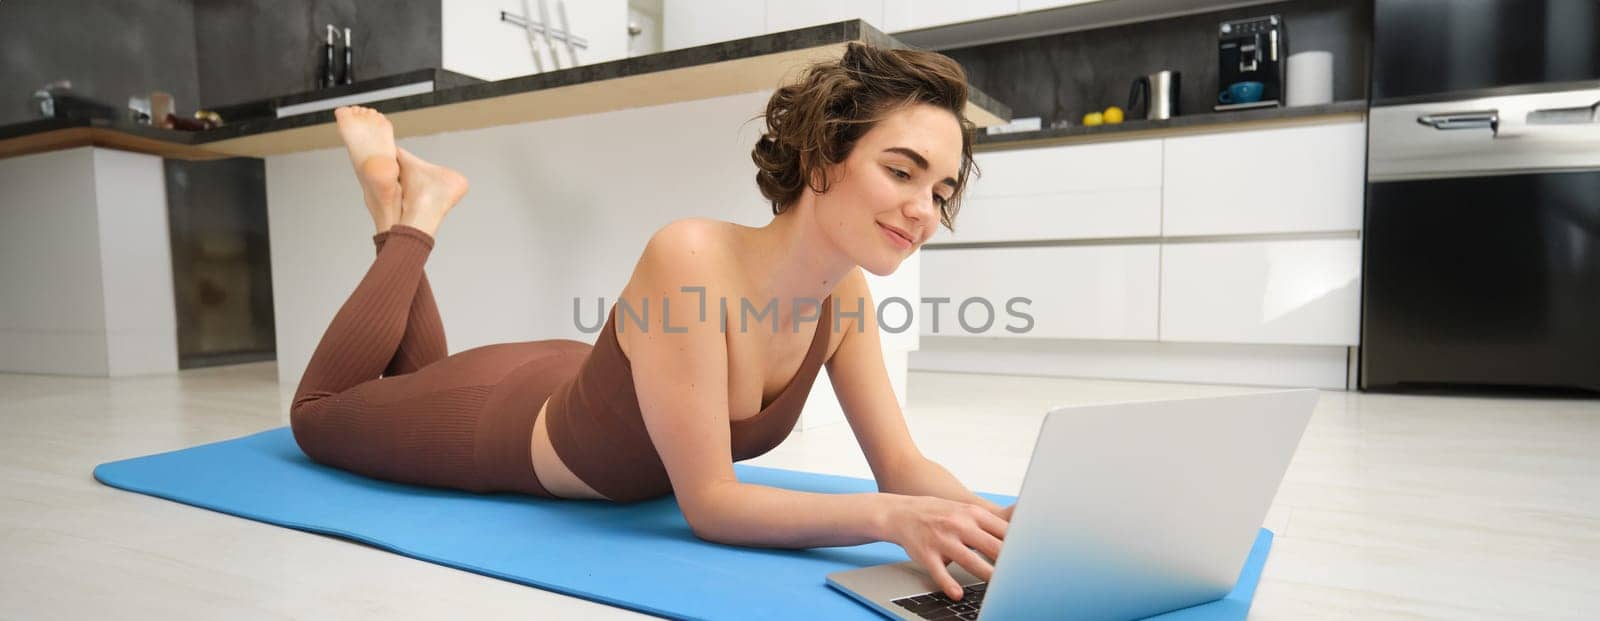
[766,1,886,33]
[1162,120,1366,236]
[942,189,1161,243]
[1160,239,1361,346]
[965,139,1161,198]
[934,139,1161,244]
[1019,0,1109,12]
[921,245,1160,340]
[883,0,1019,32]
[442,0,629,80]
[0,148,179,376]
[662,0,766,50]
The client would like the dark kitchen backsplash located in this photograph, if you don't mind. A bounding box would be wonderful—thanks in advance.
[194,0,442,109]
[0,0,442,127]
[0,0,201,127]
[943,0,1372,126]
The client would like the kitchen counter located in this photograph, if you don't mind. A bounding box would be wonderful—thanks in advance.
[0,116,222,161]
[975,100,1367,151]
[0,20,1010,162]
[205,68,485,125]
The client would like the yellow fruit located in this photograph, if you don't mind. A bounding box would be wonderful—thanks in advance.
[1082,112,1104,126]
[1103,106,1124,124]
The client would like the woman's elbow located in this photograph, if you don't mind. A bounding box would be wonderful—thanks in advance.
[679,482,738,542]
[684,507,725,543]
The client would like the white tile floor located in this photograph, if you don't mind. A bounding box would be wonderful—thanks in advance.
[2,362,1597,620]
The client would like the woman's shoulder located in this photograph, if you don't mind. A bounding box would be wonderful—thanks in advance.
[649,217,737,247]
[616,218,747,316]
[612,219,744,362]
[634,218,742,282]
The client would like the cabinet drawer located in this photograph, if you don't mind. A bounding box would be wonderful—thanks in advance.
[765,0,885,33]
[1162,121,1366,236]
[967,139,1162,198]
[1160,239,1361,346]
[944,139,1163,243]
[883,0,1019,32]
[662,0,765,50]
[1019,0,1104,11]
[942,188,1161,243]
[921,245,1159,340]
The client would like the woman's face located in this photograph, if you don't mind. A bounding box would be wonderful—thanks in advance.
[812,103,963,276]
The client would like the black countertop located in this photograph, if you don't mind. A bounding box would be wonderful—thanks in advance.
[205,68,485,125]
[0,114,206,146]
[0,20,1011,160]
[0,68,481,145]
[9,28,1375,158]
[976,100,1369,149]
[192,20,1008,146]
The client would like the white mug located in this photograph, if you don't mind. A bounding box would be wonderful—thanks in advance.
[1287,50,1334,106]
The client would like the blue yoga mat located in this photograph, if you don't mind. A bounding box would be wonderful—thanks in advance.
[94,427,1271,620]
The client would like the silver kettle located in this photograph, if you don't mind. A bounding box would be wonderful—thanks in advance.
[1128,71,1181,120]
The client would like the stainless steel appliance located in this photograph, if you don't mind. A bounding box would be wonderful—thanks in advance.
[1128,70,1180,120]
[1362,0,1600,393]
[1215,15,1284,111]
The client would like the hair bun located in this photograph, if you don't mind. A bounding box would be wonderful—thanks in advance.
[749,42,979,232]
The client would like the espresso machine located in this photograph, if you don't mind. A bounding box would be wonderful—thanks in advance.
[1215,15,1285,111]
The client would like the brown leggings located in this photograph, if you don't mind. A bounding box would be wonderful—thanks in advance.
[288,224,589,497]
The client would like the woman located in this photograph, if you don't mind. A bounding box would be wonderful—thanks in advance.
[290,42,1010,601]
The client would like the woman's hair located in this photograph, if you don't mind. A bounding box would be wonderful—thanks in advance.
[751,41,979,231]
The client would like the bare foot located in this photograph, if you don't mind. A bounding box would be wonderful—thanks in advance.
[395,147,469,238]
[333,106,401,233]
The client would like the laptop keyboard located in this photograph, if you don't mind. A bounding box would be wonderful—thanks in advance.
[891,583,986,620]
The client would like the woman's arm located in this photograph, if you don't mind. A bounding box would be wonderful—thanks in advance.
[626,222,900,547]
[692,482,896,547]
[821,268,1008,517]
[877,456,1005,515]
[823,269,929,486]
[626,243,1007,589]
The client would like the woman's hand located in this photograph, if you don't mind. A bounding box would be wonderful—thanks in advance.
[881,495,1010,601]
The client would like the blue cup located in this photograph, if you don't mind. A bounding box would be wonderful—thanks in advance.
[1218,81,1264,105]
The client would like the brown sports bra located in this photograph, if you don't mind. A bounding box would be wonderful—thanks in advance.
[544,294,835,503]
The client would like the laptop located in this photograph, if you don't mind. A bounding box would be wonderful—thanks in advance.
[826,389,1319,621]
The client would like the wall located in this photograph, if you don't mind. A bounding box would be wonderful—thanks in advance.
[0,148,179,376]
[0,0,200,126]
[442,0,629,81]
[265,90,916,428]
[942,0,1370,125]
[0,0,444,120]
[194,0,442,108]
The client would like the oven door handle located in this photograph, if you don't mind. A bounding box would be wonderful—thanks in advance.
[1416,110,1500,135]
[1526,100,1600,126]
